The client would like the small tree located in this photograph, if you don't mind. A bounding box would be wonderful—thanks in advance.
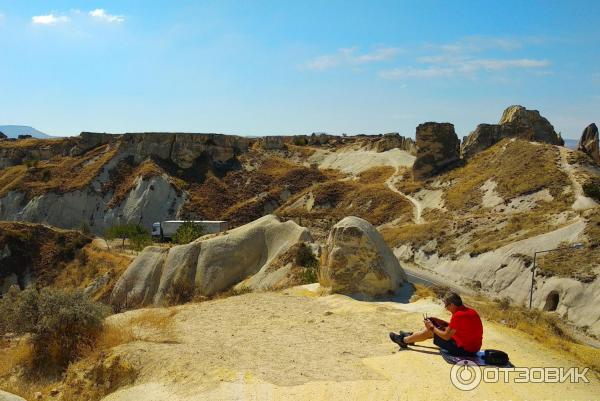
[172,221,205,244]
[105,224,149,248]
[130,230,153,251]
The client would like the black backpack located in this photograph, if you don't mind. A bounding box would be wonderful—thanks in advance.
[483,349,509,365]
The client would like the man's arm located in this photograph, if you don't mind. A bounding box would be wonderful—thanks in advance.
[425,319,456,340]
[429,317,448,327]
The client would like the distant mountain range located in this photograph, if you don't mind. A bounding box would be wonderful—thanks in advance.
[0,125,50,139]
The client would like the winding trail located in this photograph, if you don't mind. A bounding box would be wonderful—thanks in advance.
[385,167,424,224]
[558,147,598,210]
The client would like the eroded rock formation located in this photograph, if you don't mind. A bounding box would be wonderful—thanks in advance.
[462,105,564,159]
[319,216,406,295]
[110,215,312,309]
[412,122,460,180]
[367,133,417,154]
[577,123,599,163]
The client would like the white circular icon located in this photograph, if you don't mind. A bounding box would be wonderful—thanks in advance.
[450,359,482,391]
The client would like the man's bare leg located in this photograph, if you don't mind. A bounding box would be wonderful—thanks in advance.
[403,328,433,344]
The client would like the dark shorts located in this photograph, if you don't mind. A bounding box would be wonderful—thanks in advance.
[433,334,475,357]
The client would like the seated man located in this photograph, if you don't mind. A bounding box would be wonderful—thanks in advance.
[389,292,483,356]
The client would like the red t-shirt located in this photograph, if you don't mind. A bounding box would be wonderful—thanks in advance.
[449,305,483,353]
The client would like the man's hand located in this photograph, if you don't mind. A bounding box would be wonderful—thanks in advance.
[429,317,448,328]
[424,319,434,331]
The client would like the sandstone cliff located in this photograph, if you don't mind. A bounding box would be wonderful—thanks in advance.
[462,105,564,159]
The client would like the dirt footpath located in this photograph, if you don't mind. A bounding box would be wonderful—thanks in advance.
[104,289,599,401]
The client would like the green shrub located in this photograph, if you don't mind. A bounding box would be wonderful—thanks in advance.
[172,221,205,244]
[106,224,150,248]
[130,231,153,251]
[299,265,318,284]
[295,243,318,284]
[0,287,109,372]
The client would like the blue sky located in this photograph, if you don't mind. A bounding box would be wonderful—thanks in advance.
[0,1,599,139]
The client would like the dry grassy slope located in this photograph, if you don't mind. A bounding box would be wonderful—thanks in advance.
[0,222,91,290]
[381,138,600,281]
[0,143,118,199]
[276,166,414,237]
[1,134,415,238]
[0,221,134,302]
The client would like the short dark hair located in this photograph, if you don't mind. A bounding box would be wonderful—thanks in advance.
[443,291,463,307]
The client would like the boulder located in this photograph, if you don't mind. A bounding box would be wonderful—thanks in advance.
[412,122,460,180]
[110,215,312,308]
[319,216,406,295]
[462,105,563,159]
[0,390,27,401]
[577,123,599,163]
[0,131,6,140]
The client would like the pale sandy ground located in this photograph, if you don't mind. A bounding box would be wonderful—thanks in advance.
[309,148,415,175]
[103,287,599,401]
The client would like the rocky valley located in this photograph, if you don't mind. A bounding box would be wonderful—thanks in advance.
[1,105,599,401]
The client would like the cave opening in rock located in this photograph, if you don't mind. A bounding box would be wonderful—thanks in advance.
[543,291,560,311]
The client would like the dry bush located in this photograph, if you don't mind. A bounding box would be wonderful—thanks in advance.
[54,244,133,302]
[229,286,253,296]
[165,279,197,306]
[0,288,109,374]
[0,322,137,400]
[61,353,137,401]
[409,284,436,302]
[128,308,179,332]
[0,340,33,377]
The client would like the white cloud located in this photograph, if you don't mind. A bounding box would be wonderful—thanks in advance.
[382,35,550,81]
[32,14,69,25]
[380,58,549,80]
[461,58,549,70]
[305,47,401,71]
[89,9,124,23]
[379,67,455,80]
[433,36,524,54]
